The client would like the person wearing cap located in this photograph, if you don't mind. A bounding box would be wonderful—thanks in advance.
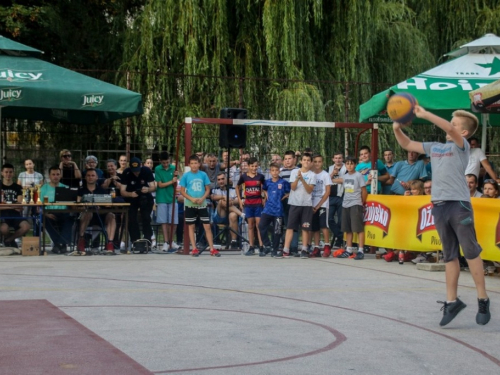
[82,155,104,181]
[120,156,156,245]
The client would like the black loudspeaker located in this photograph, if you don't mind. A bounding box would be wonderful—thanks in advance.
[219,108,248,148]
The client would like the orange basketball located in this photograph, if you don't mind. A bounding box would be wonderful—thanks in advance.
[387,93,417,124]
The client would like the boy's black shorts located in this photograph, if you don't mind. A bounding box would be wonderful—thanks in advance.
[341,205,364,233]
[185,206,210,224]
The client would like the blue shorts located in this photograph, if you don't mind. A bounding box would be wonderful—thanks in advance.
[156,203,179,224]
[212,212,229,225]
[244,205,263,218]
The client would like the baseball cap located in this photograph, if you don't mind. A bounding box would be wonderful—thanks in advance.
[130,157,142,172]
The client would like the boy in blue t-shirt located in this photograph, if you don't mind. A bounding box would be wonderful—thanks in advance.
[179,155,220,257]
[258,163,290,257]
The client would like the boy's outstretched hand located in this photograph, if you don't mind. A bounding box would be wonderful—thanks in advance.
[414,105,427,118]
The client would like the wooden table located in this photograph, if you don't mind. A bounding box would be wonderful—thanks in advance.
[41,202,130,253]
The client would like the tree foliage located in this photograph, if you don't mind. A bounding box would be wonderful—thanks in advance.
[3,0,500,159]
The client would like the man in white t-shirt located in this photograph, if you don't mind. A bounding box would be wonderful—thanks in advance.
[465,137,497,180]
[278,153,316,259]
[311,155,332,257]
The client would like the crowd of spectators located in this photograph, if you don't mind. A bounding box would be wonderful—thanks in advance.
[0,137,498,261]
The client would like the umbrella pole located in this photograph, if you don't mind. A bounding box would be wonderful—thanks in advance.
[481,113,488,153]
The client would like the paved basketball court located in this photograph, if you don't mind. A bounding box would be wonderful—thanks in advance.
[1,252,499,374]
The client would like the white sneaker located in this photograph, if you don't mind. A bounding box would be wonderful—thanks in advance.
[161,242,169,253]
[411,253,428,264]
[151,239,157,248]
[120,242,126,250]
[170,241,180,250]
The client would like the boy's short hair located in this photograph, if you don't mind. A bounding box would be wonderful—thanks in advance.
[312,154,323,160]
[189,155,200,162]
[332,151,343,157]
[1,163,14,171]
[345,156,357,164]
[466,173,478,183]
[452,110,478,138]
[302,153,312,161]
[359,146,371,154]
[247,157,258,165]
[48,165,61,173]
[160,152,170,161]
[269,163,280,170]
[284,150,295,158]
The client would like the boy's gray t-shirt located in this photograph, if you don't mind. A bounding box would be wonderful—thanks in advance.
[342,171,366,208]
[288,169,317,206]
[423,139,470,202]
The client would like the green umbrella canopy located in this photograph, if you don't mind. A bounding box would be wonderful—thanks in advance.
[0,37,142,124]
[359,53,500,125]
[0,35,43,57]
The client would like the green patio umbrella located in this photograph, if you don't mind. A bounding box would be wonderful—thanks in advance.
[0,35,143,124]
[359,34,500,149]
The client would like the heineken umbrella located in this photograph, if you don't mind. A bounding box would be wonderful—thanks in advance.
[0,36,143,124]
[359,53,500,126]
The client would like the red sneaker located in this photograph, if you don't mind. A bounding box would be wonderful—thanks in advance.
[191,248,200,257]
[383,251,396,262]
[105,242,115,253]
[77,237,86,252]
[309,247,321,258]
[210,248,221,257]
[322,244,332,258]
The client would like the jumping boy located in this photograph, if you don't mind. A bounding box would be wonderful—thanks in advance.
[179,155,220,257]
[310,154,332,257]
[278,153,316,259]
[393,106,490,326]
[236,157,265,255]
[331,157,366,260]
[258,163,290,257]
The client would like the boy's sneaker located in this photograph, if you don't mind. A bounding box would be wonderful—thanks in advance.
[191,248,200,257]
[438,298,467,326]
[309,247,321,258]
[292,251,301,258]
[230,240,239,249]
[476,298,491,325]
[59,244,68,254]
[245,247,255,256]
[412,253,429,264]
[354,251,364,260]
[335,250,351,258]
[77,237,86,252]
[259,249,266,257]
[105,242,115,255]
[52,244,61,254]
[210,248,221,257]
[322,244,332,258]
[161,242,170,253]
[349,252,357,259]
[170,241,180,250]
[300,250,309,259]
[275,250,283,258]
[283,250,290,259]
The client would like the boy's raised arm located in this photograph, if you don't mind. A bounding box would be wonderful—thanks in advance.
[414,105,464,148]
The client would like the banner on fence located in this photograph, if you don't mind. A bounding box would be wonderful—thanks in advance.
[362,195,500,262]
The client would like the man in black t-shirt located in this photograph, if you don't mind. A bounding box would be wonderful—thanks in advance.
[0,163,31,248]
[76,169,116,254]
[120,157,156,243]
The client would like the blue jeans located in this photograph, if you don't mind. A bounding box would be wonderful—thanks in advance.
[328,196,343,245]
